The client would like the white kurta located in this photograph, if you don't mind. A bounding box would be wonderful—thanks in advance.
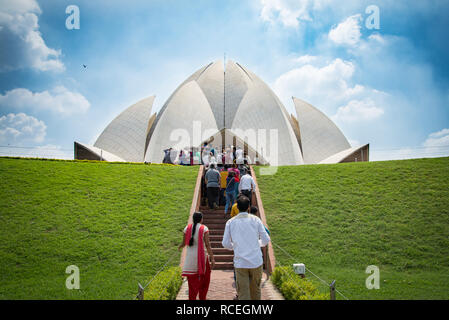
[182,224,209,275]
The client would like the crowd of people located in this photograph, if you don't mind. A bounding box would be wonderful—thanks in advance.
[179,196,270,301]
[162,142,254,166]
[204,162,256,216]
[179,147,270,301]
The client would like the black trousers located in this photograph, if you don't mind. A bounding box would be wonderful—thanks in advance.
[219,188,226,206]
[207,187,220,209]
[241,190,252,206]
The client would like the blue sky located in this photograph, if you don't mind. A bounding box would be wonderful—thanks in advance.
[0,0,448,160]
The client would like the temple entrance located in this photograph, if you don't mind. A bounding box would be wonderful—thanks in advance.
[199,129,268,165]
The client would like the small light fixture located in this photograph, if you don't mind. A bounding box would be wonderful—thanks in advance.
[293,263,306,278]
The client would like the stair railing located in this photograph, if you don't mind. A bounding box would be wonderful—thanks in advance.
[179,165,204,268]
[250,166,276,275]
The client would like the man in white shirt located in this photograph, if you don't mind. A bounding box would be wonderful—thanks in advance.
[216,150,223,167]
[222,196,270,300]
[209,152,217,167]
[235,146,244,165]
[225,147,234,164]
[238,169,256,205]
[202,153,210,168]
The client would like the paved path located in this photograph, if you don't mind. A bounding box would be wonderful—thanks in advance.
[176,270,284,300]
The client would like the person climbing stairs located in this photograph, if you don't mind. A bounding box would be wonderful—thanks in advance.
[177,166,283,300]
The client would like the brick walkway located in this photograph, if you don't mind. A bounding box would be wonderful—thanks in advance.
[176,270,284,300]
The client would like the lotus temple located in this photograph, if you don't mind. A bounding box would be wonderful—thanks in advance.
[74,60,369,166]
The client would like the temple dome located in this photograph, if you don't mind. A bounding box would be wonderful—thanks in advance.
[75,60,369,165]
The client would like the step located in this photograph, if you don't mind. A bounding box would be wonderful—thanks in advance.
[215,255,234,262]
[212,248,233,255]
[213,262,234,270]
[200,207,226,211]
[200,206,225,210]
[209,229,224,236]
[203,221,227,227]
[210,241,224,248]
[202,210,227,216]
[205,223,225,230]
[209,236,223,242]
[202,217,228,223]
[202,210,226,215]
[203,217,228,223]
[204,215,227,219]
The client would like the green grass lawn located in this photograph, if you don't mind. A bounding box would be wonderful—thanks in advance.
[0,158,198,299]
[255,157,449,300]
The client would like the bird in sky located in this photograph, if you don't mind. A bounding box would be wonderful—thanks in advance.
[83,64,87,69]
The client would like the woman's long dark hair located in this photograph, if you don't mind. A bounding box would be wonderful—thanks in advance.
[189,212,203,247]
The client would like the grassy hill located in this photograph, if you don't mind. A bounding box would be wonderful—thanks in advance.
[0,158,198,299]
[255,157,449,300]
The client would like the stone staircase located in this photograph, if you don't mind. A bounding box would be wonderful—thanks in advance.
[200,205,234,270]
[176,166,283,300]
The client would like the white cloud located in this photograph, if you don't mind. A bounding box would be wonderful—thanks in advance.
[371,128,449,161]
[367,33,385,44]
[328,14,363,46]
[0,86,90,115]
[371,147,417,162]
[333,99,384,123]
[0,0,41,14]
[273,57,367,113]
[293,54,317,65]
[0,110,73,159]
[260,0,328,28]
[0,143,73,159]
[0,0,64,72]
[0,112,46,144]
[424,129,449,147]
[28,144,72,159]
[427,128,449,140]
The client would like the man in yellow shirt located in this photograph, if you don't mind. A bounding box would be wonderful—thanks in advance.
[219,165,229,206]
[230,193,244,218]
[230,202,239,218]
[220,167,229,188]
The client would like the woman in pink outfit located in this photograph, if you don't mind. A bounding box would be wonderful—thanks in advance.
[179,212,215,300]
